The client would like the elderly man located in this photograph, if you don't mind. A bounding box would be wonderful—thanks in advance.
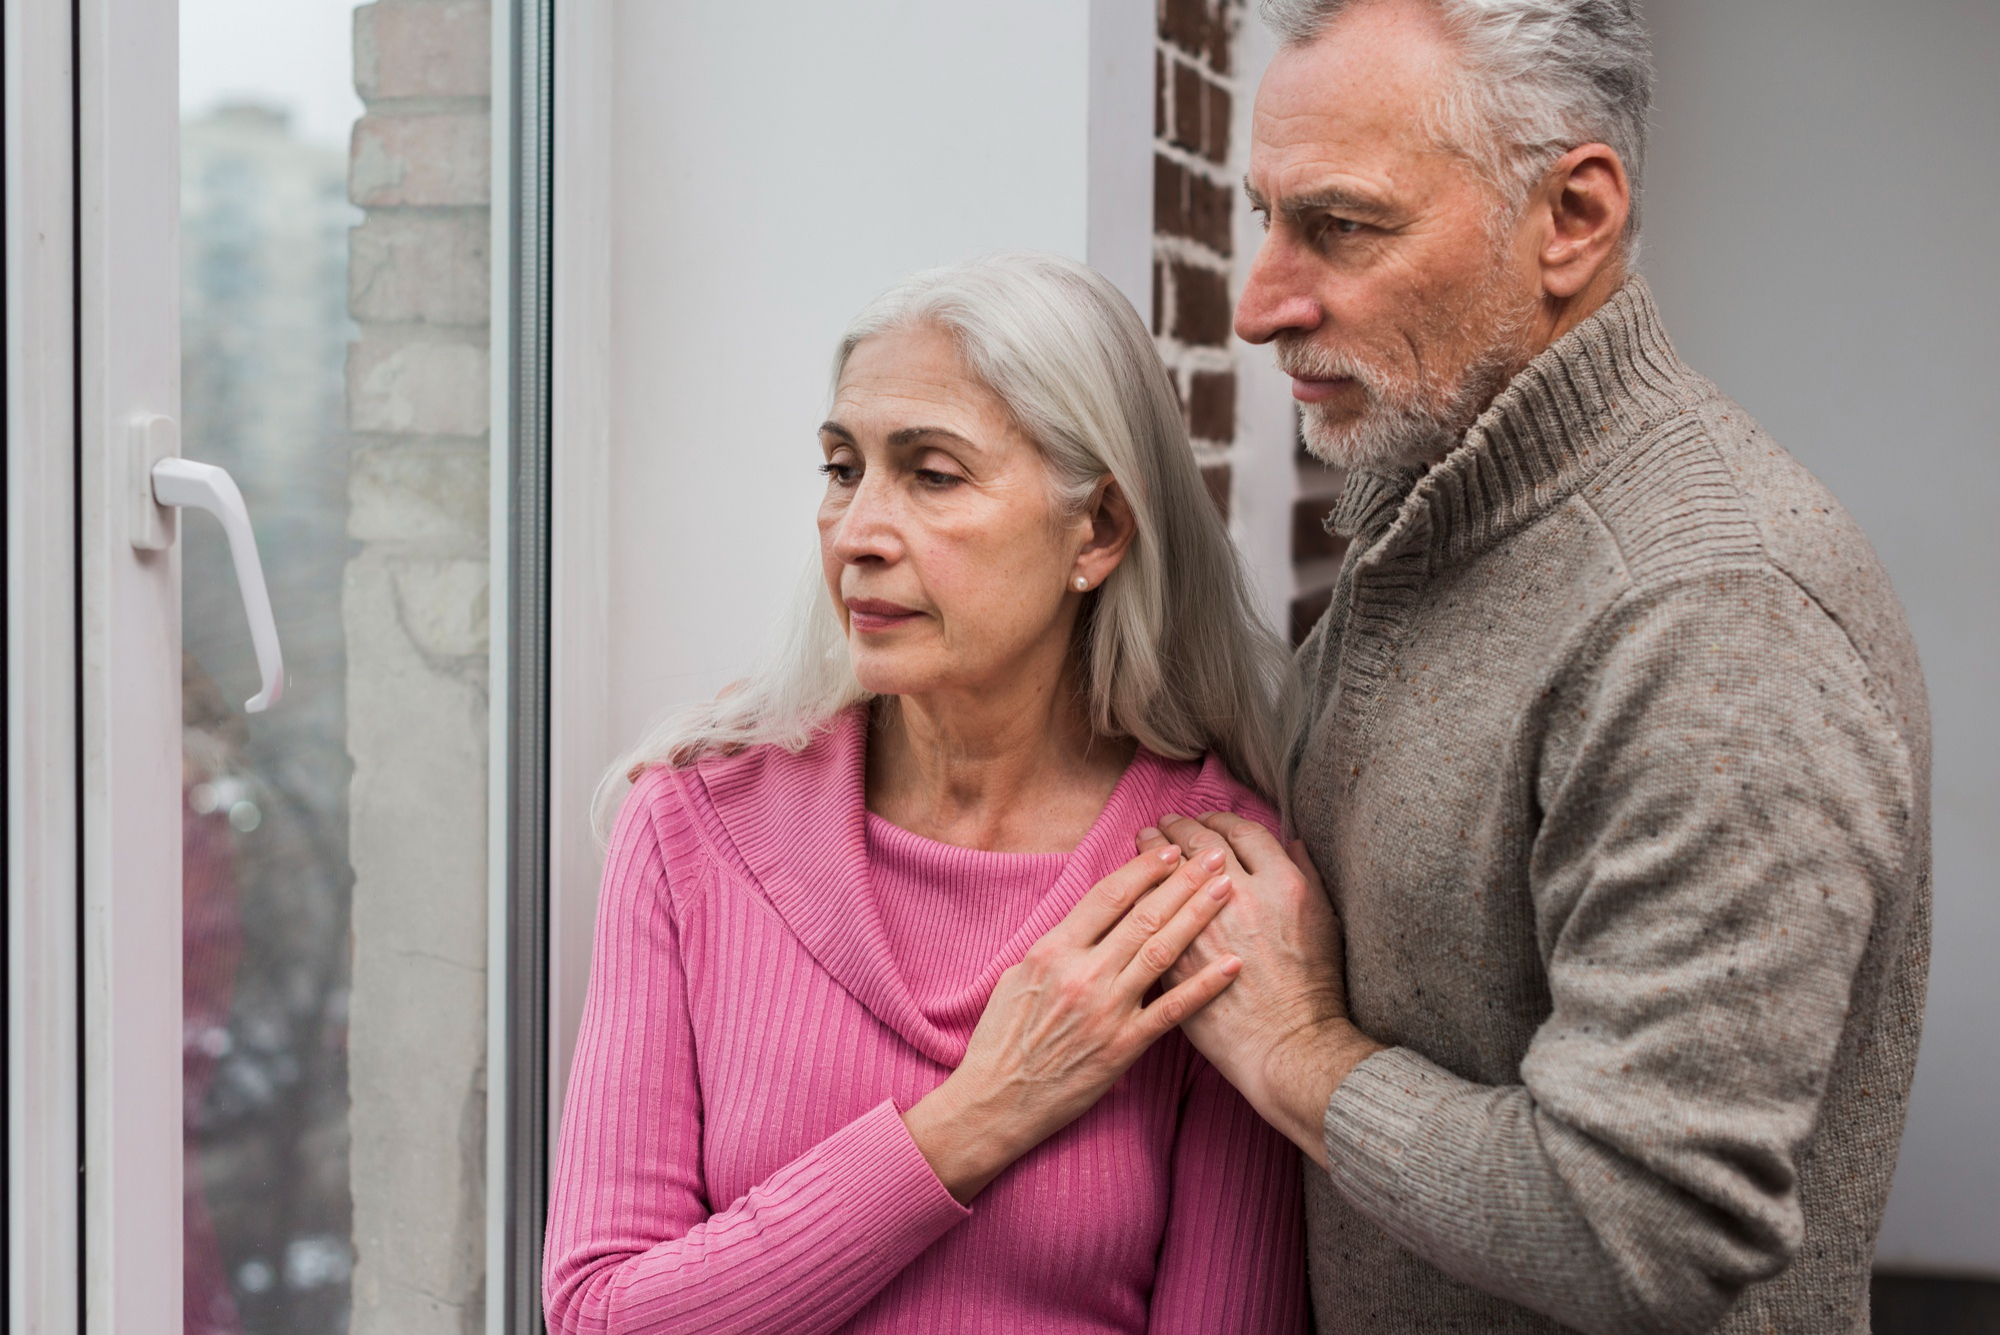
[1147,1,1932,1331]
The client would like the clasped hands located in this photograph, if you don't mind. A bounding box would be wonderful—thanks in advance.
[1139,814,1386,1167]
[903,813,1383,1205]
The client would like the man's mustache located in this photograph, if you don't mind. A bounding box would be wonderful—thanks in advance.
[1273,336,1379,392]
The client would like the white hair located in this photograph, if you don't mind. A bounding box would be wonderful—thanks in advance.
[1261,0,1653,238]
[598,252,1295,833]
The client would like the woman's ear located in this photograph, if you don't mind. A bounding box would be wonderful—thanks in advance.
[1073,478,1138,590]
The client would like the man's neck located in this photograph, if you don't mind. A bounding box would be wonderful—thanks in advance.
[1539,257,1629,351]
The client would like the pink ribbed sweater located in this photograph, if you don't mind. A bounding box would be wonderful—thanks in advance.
[544,709,1308,1334]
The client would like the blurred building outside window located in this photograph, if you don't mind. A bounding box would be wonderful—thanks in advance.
[178,2,493,1331]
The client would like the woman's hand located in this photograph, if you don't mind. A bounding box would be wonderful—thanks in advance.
[902,843,1240,1203]
[1139,814,1385,1166]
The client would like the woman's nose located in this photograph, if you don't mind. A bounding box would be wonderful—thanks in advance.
[829,476,902,565]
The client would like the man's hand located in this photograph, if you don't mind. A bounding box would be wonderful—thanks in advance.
[1141,813,1387,1165]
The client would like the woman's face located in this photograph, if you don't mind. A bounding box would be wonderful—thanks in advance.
[818,323,1116,705]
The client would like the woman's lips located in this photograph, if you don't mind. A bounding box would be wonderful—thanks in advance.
[1289,375,1356,404]
[846,599,924,634]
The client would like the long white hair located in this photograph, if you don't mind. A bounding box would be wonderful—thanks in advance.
[598,252,1294,831]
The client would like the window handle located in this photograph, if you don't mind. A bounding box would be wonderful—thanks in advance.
[150,455,286,713]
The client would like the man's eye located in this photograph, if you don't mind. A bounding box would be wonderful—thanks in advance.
[819,461,858,485]
[1324,216,1362,239]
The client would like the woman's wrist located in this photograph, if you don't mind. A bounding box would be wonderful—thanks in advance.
[902,1074,1025,1205]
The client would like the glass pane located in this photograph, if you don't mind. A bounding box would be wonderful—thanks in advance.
[179,2,494,1331]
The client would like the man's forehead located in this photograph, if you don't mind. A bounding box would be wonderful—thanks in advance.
[1247,1,1460,196]
[1248,3,1456,169]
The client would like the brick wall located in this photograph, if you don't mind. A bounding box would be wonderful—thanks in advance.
[1153,0,1245,519]
[1156,1,1349,644]
[344,2,492,1330]
[1290,424,1349,644]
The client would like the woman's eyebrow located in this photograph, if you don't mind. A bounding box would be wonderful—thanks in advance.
[886,426,978,450]
[818,420,856,443]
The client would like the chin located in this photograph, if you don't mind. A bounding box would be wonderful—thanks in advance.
[846,645,931,700]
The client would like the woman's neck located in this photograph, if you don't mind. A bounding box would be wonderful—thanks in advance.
[865,682,1135,855]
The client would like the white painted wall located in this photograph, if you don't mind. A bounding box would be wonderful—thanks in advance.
[1228,14,1304,636]
[602,0,1146,754]
[1643,0,2000,1276]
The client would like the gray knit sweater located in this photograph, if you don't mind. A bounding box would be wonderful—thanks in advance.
[1289,278,1930,1335]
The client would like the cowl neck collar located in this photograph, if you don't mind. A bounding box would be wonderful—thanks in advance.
[686,707,1201,1068]
[1328,276,1698,569]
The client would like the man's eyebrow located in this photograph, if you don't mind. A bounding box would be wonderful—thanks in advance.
[1244,178,1393,224]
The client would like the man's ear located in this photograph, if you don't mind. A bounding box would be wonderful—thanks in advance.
[1535,142,1632,300]
[1074,478,1138,588]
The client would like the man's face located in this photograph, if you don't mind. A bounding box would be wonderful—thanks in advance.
[1237,0,1544,471]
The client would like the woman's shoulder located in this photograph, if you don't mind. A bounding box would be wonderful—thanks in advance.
[618,711,865,865]
[1136,747,1281,838]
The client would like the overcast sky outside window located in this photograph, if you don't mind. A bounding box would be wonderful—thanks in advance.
[181,0,363,146]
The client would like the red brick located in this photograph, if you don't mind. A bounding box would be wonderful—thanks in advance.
[1291,496,1350,563]
[1200,463,1232,521]
[1188,370,1235,441]
[1154,155,1188,239]
[1154,154,1234,255]
[1170,261,1232,346]
[1189,169,1233,254]
[1203,80,1232,164]
[1160,0,1214,62]
[1151,260,1164,336]
[1171,60,1204,154]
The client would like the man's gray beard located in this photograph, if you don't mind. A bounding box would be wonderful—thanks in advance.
[1281,277,1540,473]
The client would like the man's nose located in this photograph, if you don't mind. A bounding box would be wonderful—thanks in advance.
[1235,234,1322,346]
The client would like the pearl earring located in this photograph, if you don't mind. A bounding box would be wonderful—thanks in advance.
[1073,575,1090,592]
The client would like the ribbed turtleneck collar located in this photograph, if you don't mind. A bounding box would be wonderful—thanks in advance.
[1326,277,1699,568]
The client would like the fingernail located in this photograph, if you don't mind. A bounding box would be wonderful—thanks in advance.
[1220,956,1242,976]
[1207,874,1232,899]
[1155,845,1179,862]
[1200,848,1226,871]
[1138,827,1162,841]
[1161,812,1183,824]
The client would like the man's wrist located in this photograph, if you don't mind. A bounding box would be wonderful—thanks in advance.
[1255,1019,1389,1168]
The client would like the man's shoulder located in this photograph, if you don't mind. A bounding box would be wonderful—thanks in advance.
[1569,388,1928,751]
[1579,388,1887,611]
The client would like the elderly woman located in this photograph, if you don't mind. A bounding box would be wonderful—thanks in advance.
[543,253,1307,1333]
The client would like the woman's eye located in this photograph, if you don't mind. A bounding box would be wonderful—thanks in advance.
[914,468,962,489]
[818,461,858,485]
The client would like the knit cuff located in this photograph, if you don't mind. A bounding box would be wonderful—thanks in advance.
[822,1098,973,1242]
[1320,1046,1473,1216]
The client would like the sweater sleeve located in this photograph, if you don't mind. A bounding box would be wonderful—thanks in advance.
[1316,568,1917,1335]
[1148,1057,1309,1334]
[542,776,971,1335]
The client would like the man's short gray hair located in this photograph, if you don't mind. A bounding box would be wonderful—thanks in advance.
[1262,0,1653,237]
